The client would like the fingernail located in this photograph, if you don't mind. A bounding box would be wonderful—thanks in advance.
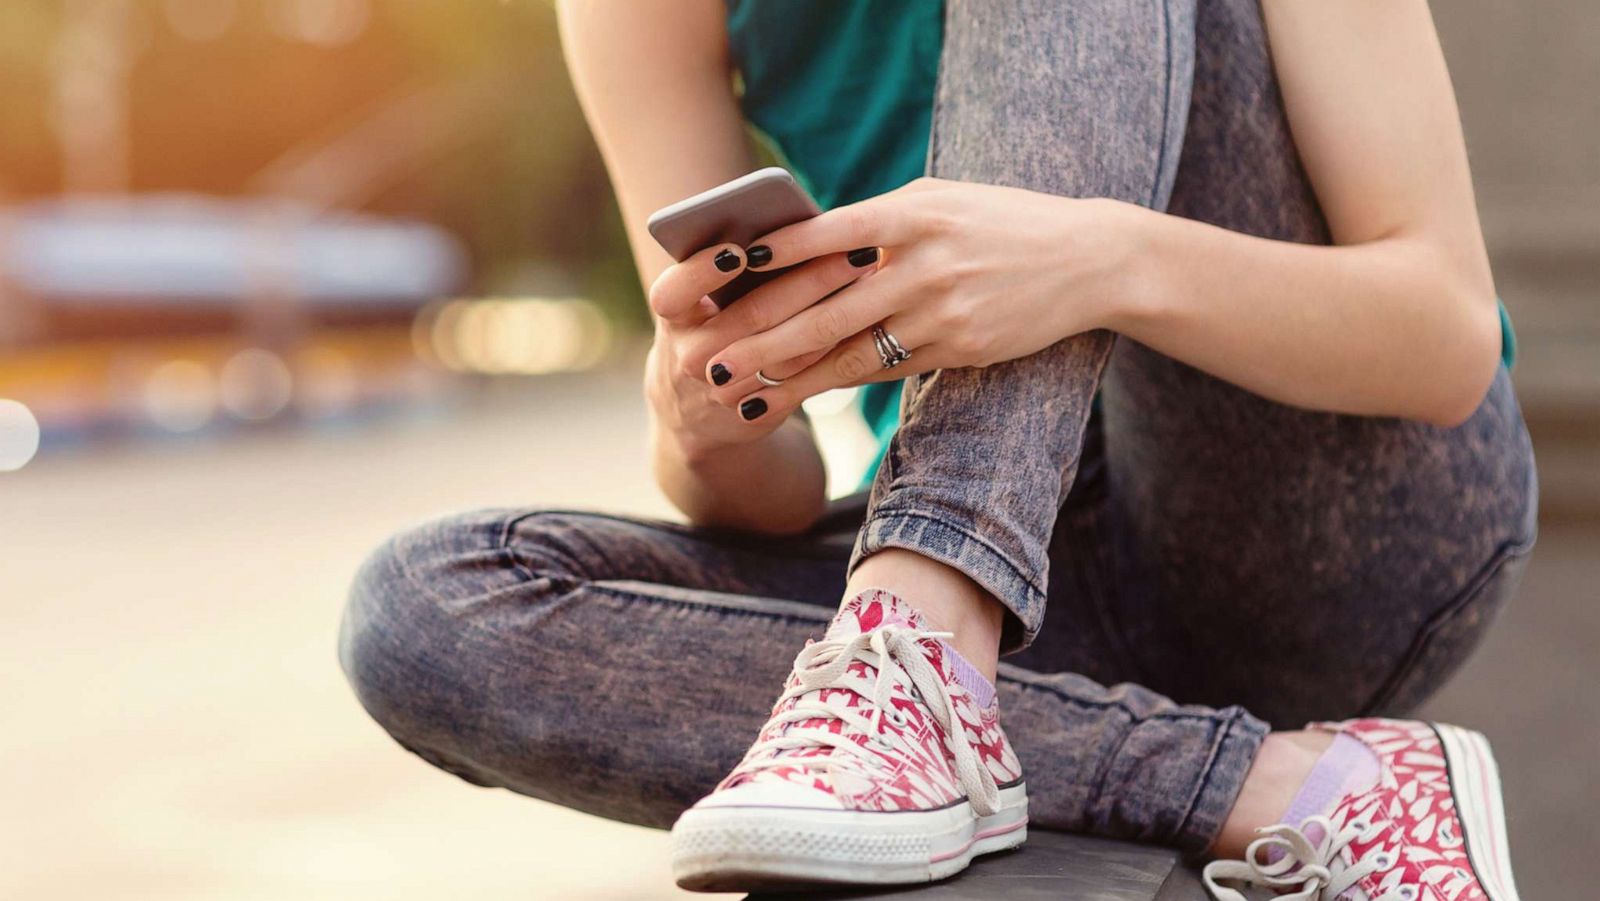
[746,245,773,269]
[709,363,732,386]
[740,398,768,421]
[847,247,879,268]
[714,249,741,272]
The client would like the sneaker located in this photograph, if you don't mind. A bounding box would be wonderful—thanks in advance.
[1203,718,1522,901]
[670,589,1027,891]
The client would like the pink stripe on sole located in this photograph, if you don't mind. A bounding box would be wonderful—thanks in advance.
[928,817,1029,863]
[1472,734,1510,901]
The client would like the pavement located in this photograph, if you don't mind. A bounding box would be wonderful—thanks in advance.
[2,366,1591,899]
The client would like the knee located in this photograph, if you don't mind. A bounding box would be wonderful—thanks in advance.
[338,508,595,751]
[338,510,512,751]
[340,524,442,748]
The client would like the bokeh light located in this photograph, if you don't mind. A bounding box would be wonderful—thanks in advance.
[0,400,43,472]
[141,359,218,433]
[268,0,370,47]
[219,348,295,421]
[418,297,613,376]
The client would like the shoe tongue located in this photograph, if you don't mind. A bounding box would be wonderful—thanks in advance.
[825,588,928,640]
[745,590,933,781]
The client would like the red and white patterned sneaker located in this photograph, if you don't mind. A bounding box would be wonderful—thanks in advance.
[1204,718,1522,901]
[670,590,1027,892]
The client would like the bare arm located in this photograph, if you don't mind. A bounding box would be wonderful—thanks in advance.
[1118,0,1499,425]
[558,0,827,532]
[693,0,1500,429]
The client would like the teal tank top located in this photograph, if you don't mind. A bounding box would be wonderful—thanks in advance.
[726,1,1513,488]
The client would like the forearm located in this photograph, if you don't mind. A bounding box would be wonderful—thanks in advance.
[652,415,828,535]
[562,0,831,532]
[1104,202,1501,426]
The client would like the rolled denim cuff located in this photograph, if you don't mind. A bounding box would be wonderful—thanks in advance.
[849,508,1046,653]
[1173,708,1270,855]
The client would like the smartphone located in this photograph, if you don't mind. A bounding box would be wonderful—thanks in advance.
[647,167,821,309]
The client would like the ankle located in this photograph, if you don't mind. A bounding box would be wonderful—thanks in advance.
[847,549,1004,681]
[1213,730,1333,858]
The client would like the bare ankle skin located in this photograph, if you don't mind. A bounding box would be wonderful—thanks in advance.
[846,549,1005,682]
[1211,730,1335,858]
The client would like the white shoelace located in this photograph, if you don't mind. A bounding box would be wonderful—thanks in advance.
[737,625,1001,816]
[1202,813,1411,901]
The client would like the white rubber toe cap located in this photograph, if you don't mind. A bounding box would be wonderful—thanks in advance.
[693,779,847,811]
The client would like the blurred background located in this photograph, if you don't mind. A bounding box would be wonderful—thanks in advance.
[0,2,1593,899]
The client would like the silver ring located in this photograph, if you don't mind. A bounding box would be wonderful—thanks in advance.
[872,325,913,369]
[754,369,786,388]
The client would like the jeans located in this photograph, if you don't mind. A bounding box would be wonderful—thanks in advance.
[338,0,1537,854]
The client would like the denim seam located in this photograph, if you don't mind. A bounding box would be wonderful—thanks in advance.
[860,508,1046,601]
[584,583,834,630]
[1361,531,1538,714]
[1172,706,1252,849]
[505,507,852,562]
[505,508,694,540]
[488,545,838,631]
[1149,0,1174,211]
[493,515,841,629]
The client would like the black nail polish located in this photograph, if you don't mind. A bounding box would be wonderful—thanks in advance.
[746,245,773,269]
[714,249,741,272]
[740,398,768,421]
[709,363,732,386]
[847,247,879,268]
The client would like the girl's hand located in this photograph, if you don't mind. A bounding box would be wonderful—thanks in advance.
[643,241,878,459]
[699,178,1142,423]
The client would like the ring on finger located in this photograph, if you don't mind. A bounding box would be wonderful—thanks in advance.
[871,325,913,369]
[754,369,786,388]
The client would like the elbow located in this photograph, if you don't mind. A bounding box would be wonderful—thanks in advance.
[1417,287,1503,429]
[1425,384,1491,430]
[682,498,825,537]
[744,503,827,537]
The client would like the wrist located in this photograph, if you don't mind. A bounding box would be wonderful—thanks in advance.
[1092,199,1171,335]
[651,417,726,469]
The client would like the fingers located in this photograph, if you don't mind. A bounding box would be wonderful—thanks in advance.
[742,195,917,272]
[647,242,747,325]
[698,347,828,401]
[726,319,935,425]
[704,265,901,398]
[687,250,878,385]
[758,348,831,381]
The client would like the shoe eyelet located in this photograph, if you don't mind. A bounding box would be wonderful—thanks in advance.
[1373,853,1392,869]
[1350,819,1367,830]
[888,709,909,728]
[1400,887,1416,900]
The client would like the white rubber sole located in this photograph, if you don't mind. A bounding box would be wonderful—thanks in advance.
[1434,723,1522,901]
[670,782,1028,893]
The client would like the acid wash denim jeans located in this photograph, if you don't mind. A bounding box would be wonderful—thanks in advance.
[339,0,1536,854]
